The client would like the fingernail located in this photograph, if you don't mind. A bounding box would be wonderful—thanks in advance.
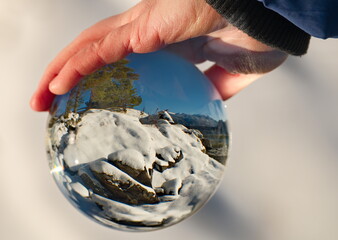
[29,95,37,110]
[49,80,58,93]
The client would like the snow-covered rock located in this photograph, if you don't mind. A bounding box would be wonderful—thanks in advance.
[108,149,152,186]
[47,109,225,230]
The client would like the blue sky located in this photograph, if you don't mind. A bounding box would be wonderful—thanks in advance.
[127,51,227,121]
[52,51,227,122]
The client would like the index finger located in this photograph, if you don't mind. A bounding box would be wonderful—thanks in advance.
[30,7,142,111]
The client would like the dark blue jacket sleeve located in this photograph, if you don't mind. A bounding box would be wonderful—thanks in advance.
[206,0,311,55]
[258,0,338,38]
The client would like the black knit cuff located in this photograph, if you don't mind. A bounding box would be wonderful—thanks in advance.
[206,0,311,56]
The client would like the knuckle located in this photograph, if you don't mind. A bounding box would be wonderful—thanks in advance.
[90,41,108,65]
[67,56,78,69]
[128,21,163,52]
[66,53,88,76]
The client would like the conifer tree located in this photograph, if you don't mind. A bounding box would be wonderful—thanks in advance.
[65,59,142,114]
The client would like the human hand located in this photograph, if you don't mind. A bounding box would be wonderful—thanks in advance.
[30,0,288,111]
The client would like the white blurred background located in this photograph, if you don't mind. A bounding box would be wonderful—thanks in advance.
[1,1,338,239]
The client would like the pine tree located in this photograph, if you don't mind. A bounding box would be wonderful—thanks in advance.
[85,59,142,110]
[65,59,142,114]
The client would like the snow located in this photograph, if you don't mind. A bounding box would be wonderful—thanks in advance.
[107,149,145,171]
[70,182,90,198]
[47,109,225,230]
[161,178,182,195]
[157,110,174,123]
[155,146,181,163]
[88,159,155,194]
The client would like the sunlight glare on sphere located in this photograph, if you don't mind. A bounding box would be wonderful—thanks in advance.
[46,50,230,231]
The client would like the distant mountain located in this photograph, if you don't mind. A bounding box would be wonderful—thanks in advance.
[170,113,220,127]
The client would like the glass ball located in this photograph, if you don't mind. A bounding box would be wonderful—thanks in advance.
[46,50,229,231]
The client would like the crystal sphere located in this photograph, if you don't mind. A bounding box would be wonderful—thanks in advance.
[46,50,229,231]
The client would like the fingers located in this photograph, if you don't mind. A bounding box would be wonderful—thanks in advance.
[30,4,145,111]
[30,77,58,111]
[50,2,145,68]
[48,17,168,95]
[30,0,225,112]
[30,21,123,111]
[204,64,262,100]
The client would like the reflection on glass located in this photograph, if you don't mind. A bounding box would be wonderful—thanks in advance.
[47,50,229,231]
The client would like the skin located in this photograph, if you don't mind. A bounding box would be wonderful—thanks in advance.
[30,0,288,112]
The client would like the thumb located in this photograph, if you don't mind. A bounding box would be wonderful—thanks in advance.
[205,64,262,100]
